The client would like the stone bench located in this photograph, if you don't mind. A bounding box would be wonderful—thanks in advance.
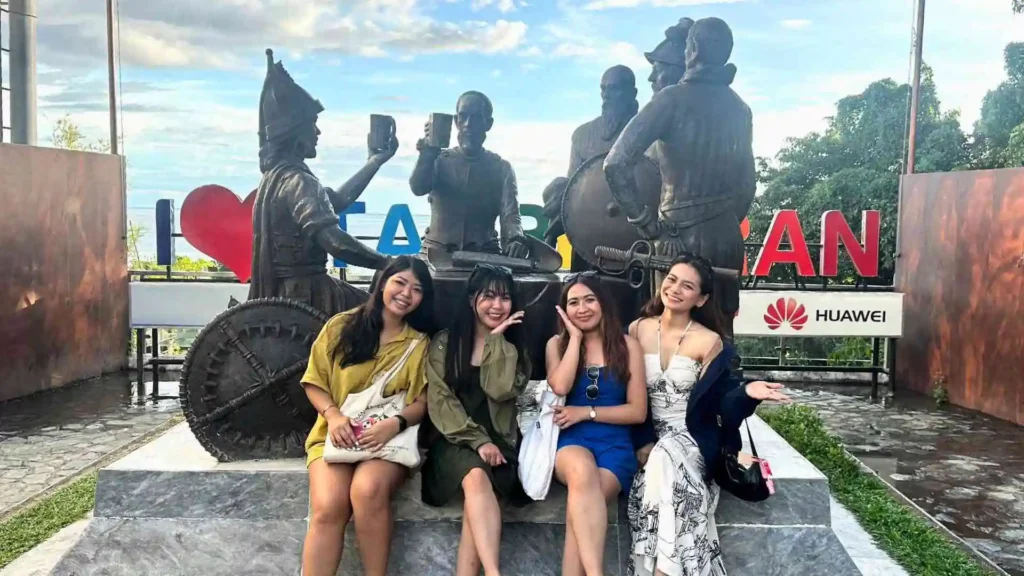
[52,417,859,575]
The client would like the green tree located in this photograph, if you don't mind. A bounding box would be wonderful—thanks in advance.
[50,115,109,152]
[750,64,968,285]
[1015,0,1023,13]
[972,43,1024,167]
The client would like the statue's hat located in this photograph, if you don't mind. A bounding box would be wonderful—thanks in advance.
[644,18,693,67]
[258,49,324,145]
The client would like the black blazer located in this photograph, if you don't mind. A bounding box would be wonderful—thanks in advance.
[631,342,761,482]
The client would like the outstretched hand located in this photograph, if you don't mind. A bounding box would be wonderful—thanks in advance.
[491,310,525,335]
[744,381,792,403]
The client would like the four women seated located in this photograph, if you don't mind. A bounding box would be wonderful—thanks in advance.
[300,255,790,576]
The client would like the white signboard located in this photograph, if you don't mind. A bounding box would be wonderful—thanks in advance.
[131,282,250,328]
[735,291,903,338]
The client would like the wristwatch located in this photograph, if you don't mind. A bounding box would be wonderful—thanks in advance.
[395,415,409,432]
[589,407,597,421]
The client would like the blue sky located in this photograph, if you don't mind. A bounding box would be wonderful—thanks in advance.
[19,0,1024,257]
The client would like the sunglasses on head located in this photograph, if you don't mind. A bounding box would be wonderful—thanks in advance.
[564,270,599,284]
[585,365,600,401]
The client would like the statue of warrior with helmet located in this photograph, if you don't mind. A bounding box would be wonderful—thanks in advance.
[604,18,756,338]
[249,49,400,315]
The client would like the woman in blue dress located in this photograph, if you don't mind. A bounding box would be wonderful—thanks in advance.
[545,272,648,576]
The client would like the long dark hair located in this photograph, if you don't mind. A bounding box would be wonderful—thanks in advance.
[641,253,727,338]
[557,273,631,384]
[333,256,437,368]
[444,265,526,386]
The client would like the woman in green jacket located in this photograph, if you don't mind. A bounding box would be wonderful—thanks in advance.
[421,264,532,576]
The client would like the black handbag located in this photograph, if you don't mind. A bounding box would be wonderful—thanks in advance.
[714,419,772,502]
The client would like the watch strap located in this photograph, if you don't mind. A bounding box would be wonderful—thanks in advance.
[395,415,409,431]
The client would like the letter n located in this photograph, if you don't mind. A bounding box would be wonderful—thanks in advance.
[752,210,815,277]
[819,210,880,277]
[377,204,422,256]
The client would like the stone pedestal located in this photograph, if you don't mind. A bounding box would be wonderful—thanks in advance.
[52,418,860,575]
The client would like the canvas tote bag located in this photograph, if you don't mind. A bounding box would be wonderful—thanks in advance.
[517,382,565,500]
[322,336,424,468]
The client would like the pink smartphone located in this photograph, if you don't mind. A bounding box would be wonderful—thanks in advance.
[753,457,776,495]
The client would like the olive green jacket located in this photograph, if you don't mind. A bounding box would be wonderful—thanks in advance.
[426,330,531,450]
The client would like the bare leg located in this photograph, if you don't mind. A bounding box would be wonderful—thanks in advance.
[555,447,614,576]
[562,508,584,576]
[457,513,483,576]
[462,468,503,575]
[302,459,355,576]
[349,459,408,576]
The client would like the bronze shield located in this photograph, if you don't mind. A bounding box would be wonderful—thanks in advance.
[560,152,661,268]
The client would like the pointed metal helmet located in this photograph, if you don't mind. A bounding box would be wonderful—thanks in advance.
[644,18,694,67]
[258,49,324,145]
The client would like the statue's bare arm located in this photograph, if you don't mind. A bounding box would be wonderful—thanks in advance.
[288,175,390,270]
[326,134,400,212]
[325,157,384,213]
[315,227,389,270]
[604,90,674,236]
[410,145,441,197]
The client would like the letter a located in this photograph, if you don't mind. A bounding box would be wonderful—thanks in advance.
[752,210,815,276]
[377,204,422,255]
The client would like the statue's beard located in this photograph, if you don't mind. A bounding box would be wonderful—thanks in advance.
[600,99,639,141]
[458,131,487,154]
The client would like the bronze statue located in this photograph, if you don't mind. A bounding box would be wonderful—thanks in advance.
[645,18,693,93]
[604,18,755,337]
[249,49,397,315]
[410,91,530,263]
[542,65,639,270]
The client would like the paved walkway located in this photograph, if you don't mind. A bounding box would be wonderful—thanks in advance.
[787,384,1024,575]
[0,373,180,518]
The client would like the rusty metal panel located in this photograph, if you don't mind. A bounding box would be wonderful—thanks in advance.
[895,169,1024,425]
[0,143,127,401]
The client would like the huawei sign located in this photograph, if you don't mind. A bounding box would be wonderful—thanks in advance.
[765,297,808,331]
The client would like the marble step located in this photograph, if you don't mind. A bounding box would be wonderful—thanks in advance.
[91,418,829,528]
[52,518,860,576]
[51,419,860,575]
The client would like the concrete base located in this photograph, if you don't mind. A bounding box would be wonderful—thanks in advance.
[52,418,861,575]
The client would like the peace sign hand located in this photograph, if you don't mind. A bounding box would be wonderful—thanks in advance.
[744,381,792,404]
[491,310,525,335]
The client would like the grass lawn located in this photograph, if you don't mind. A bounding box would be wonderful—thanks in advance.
[0,472,97,569]
[760,404,997,576]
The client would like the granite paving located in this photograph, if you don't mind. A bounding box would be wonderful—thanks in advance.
[0,372,180,517]
[786,384,1024,575]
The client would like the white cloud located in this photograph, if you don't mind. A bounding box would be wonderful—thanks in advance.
[36,0,529,71]
[471,0,520,12]
[583,0,748,10]
[781,19,811,30]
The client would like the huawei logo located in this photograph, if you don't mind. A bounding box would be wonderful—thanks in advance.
[765,297,808,331]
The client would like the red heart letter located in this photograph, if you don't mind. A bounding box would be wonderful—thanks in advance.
[180,185,256,282]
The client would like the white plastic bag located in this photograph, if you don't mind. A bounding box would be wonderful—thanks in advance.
[518,382,565,501]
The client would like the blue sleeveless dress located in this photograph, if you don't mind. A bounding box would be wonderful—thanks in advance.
[556,366,638,495]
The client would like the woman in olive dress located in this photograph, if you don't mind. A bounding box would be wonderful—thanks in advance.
[421,264,532,576]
